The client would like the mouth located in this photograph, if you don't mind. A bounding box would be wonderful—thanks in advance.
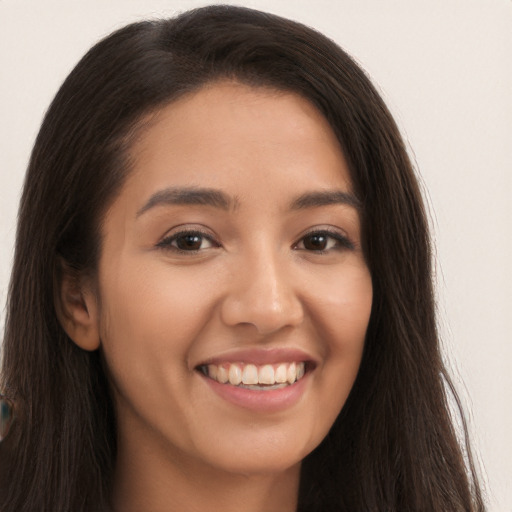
[195,348,317,412]
[196,361,313,391]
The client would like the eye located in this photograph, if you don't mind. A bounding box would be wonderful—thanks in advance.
[295,230,354,253]
[157,230,218,253]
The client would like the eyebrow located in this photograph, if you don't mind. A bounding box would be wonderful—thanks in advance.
[289,190,361,210]
[137,186,361,218]
[136,187,236,217]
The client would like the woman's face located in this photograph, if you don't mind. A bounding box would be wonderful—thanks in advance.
[95,82,372,476]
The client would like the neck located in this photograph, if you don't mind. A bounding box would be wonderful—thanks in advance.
[111,429,301,512]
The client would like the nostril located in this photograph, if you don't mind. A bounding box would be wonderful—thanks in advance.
[219,263,304,333]
[220,297,304,335]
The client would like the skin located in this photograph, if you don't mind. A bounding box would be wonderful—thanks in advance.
[60,82,373,512]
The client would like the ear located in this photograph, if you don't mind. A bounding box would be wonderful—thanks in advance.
[55,261,101,351]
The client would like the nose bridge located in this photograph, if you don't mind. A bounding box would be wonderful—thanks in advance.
[220,239,303,334]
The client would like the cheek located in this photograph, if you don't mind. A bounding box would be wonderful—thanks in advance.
[96,258,217,403]
[100,256,214,344]
[306,261,373,349]
[95,258,228,456]
[305,263,372,428]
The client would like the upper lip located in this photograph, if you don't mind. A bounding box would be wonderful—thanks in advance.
[195,347,318,368]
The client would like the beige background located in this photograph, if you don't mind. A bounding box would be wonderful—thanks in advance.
[1,0,511,510]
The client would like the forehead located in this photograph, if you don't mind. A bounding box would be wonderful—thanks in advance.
[121,81,353,208]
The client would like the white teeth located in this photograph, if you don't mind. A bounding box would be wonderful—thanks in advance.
[287,362,297,384]
[207,364,218,380]
[217,366,228,384]
[275,363,288,383]
[228,364,242,385]
[258,364,275,385]
[242,364,259,385]
[203,361,308,388]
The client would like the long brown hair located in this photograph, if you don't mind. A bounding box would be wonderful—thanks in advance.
[0,5,484,511]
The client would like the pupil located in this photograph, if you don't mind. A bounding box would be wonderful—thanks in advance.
[178,234,202,250]
[305,234,327,250]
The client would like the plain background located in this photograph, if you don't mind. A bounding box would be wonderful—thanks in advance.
[1,0,510,510]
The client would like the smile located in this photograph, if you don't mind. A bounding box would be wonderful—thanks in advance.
[198,362,307,389]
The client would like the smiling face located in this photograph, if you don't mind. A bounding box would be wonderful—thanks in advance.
[84,82,372,477]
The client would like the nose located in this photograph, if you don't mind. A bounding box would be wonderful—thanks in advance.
[220,249,304,336]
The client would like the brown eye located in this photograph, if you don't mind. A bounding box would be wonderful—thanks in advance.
[302,233,329,251]
[295,230,354,252]
[175,234,205,251]
[157,230,217,252]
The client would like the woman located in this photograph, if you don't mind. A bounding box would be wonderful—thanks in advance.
[0,5,484,511]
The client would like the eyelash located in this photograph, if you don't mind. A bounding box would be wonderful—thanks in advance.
[156,229,219,254]
[156,228,354,254]
[293,229,354,253]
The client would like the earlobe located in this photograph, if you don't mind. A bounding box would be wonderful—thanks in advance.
[55,264,101,351]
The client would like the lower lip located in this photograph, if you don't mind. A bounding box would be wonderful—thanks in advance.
[200,372,310,413]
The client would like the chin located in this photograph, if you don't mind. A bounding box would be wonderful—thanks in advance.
[195,428,317,477]
[211,453,303,478]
